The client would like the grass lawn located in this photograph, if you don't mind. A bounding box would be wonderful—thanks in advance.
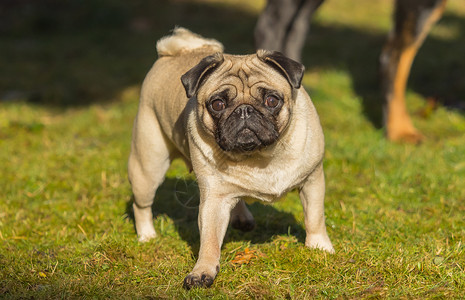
[1,0,464,298]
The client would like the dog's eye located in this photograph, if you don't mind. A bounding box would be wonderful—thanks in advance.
[211,99,226,111]
[264,95,279,108]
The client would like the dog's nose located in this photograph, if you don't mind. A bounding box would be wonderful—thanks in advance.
[234,104,255,119]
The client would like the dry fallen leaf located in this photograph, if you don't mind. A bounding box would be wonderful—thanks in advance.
[231,248,264,266]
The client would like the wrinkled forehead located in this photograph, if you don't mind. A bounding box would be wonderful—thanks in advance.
[200,54,291,96]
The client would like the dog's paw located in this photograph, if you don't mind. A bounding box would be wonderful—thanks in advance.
[183,273,215,290]
[306,234,335,254]
[231,217,255,232]
[389,130,424,144]
[230,202,255,232]
[137,230,157,243]
[387,122,424,144]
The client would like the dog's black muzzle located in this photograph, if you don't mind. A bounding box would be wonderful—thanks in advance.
[216,104,279,153]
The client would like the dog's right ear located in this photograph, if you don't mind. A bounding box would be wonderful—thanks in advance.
[181,53,224,98]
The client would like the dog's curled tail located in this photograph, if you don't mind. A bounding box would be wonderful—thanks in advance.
[156,27,224,57]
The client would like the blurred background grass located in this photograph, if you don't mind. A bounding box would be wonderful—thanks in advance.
[1,0,464,109]
[1,0,464,298]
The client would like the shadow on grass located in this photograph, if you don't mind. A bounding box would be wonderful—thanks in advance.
[302,11,465,125]
[0,0,258,107]
[1,1,464,119]
[302,23,387,127]
[125,177,305,255]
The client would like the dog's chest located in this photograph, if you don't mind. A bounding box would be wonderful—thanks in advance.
[220,159,310,202]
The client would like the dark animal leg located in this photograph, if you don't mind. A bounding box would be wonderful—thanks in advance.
[254,0,325,62]
[380,0,446,143]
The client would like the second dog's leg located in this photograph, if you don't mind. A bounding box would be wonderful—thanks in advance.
[380,0,446,143]
[254,0,325,62]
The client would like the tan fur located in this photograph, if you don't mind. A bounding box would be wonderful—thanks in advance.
[128,28,334,289]
[156,27,223,57]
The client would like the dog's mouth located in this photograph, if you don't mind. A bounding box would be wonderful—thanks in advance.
[215,105,279,153]
[235,128,261,152]
[217,126,264,152]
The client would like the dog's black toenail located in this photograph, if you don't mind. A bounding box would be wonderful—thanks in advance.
[183,273,215,289]
[183,274,201,290]
[201,274,214,287]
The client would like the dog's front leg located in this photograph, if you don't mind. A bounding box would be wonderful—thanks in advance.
[299,164,334,253]
[183,189,237,290]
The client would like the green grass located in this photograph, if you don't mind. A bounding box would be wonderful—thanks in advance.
[1,0,465,298]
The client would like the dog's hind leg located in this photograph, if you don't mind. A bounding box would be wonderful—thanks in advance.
[128,107,172,242]
[230,199,255,232]
[380,0,446,143]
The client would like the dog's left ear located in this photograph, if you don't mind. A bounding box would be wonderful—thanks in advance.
[257,50,305,89]
[181,52,224,98]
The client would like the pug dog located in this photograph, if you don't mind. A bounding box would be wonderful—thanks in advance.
[128,28,334,290]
